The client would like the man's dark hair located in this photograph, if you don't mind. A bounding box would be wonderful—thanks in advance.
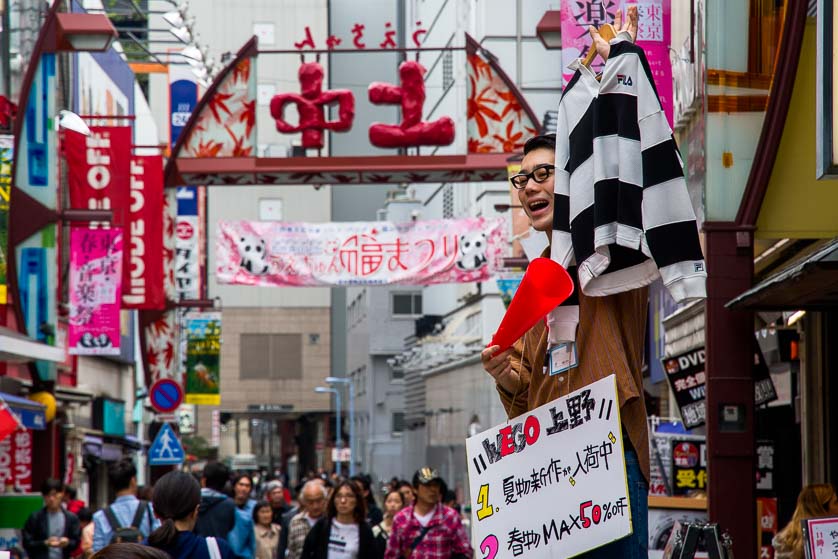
[523,133,556,156]
[234,474,253,487]
[202,461,230,492]
[65,486,77,499]
[77,507,93,523]
[108,458,137,493]
[41,478,63,496]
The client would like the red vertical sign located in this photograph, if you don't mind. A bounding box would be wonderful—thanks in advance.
[123,155,165,309]
[0,429,33,492]
[65,126,132,228]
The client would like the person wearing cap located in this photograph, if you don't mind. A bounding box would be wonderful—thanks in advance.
[383,468,471,559]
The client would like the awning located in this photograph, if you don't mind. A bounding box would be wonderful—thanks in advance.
[0,326,65,363]
[727,238,838,310]
[0,392,47,430]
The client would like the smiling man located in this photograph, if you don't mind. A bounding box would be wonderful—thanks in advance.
[480,132,651,558]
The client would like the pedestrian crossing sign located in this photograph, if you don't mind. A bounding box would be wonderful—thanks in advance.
[149,423,185,466]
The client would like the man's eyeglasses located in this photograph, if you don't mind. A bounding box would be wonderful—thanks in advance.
[509,164,555,190]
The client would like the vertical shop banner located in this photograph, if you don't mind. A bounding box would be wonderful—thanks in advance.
[0,429,33,492]
[145,190,178,383]
[184,312,221,405]
[0,135,12,304]
[69,229,123,355]
[560,1,673,127]
[626,0,673,127]
[670,440,707,496]
[756,440,775,493]
[123,154,165,309]
[466,375,631,559]
[65,126,132,228]
[176,186,200,299]
[757,497,778,559]
[169,62,199,146]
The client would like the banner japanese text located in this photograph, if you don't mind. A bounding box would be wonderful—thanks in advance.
[466,375,631,559]
[69,228,123,355]
[176,186,201,299]
[663,339,776,429]
[184,312,221,406]
[217,217,505,287]
[0,429,33,492]
[124,155,165,309]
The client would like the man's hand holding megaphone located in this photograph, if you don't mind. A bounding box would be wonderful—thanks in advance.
[482,257,574,394]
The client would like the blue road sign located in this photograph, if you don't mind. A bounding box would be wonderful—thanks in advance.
[150,379,184,413]
[149,423,185,466]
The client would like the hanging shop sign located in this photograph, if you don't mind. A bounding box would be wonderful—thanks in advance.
[175,186,201,300]
[123,155,165,309]
[184,313,221,406]
[0,429,33,492]
[662,338,777,429]
[0,135,11,305]
[65,126,131,229]
[216,217,505,287]
[69,228,123,355]
[466,375,631,559]
[144,190,178,384]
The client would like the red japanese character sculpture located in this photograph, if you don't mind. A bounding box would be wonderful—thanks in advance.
[269,62,355,150]
[368,61,455,148]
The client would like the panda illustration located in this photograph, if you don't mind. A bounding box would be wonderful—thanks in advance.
[456,231,489,271]
[235,234,271,275]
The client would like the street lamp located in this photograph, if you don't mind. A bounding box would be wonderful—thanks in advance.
[315,386,343,477]
[325,376,356,477]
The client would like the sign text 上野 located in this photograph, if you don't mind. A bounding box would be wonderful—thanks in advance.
[466,375,631,559]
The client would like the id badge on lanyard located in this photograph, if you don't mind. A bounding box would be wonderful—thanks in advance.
[548,343,578,375]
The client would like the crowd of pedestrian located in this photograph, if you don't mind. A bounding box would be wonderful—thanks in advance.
[21,460,471,559]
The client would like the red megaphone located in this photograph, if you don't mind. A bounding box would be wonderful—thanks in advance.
[489,258,574,353]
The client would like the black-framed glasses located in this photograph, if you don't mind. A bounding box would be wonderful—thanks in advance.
[509,164,555,190]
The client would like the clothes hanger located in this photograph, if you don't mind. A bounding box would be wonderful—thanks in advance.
[582,23,618,69]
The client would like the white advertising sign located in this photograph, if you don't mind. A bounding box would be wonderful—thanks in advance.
[466,375,631,559]
[804,516,838,559]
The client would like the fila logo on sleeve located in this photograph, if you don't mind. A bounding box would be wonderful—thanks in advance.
[616,74,634,86]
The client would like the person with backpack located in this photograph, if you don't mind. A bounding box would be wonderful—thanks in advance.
[92,458,159,552]
[146,471,235,559]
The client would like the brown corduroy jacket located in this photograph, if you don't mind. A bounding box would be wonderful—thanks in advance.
[495,280,651,484]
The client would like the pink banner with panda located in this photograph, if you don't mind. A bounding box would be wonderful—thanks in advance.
[216,217,506,286]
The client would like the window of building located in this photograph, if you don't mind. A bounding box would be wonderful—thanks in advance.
[392,412,405,434]
[392,292,422,317]
[391,366,404,381]
[239,334,303,379]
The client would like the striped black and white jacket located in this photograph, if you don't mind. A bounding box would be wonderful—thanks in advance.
[547,33,706,345]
